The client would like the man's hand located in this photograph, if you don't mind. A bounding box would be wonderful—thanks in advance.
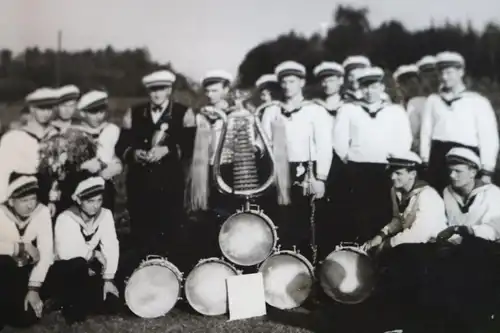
[24,290,43,318]
[24,243,40,263]
[437,226,457,242]
[365,235,384,251]
[103,280,119,301]
[80,158,102,173]
[147,146,169,163]
[134,149,149,164]
[311,179,326,199]
[183,108,197,128]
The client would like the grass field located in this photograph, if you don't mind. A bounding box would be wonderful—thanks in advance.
[2,96,500,333]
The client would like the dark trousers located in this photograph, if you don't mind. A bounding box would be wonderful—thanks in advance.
[341,162,393,244]
[47,258,120,323]
[427,140,480,195]
[0,256,40,328]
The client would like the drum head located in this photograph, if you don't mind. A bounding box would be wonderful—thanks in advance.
[319,249,376,304]
[259,252,314,309]
[219,212,276,266]
[185,260,238,316]
[125,264,181,318]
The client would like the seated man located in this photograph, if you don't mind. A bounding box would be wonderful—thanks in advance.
[365,151,447,251]
[0,174,53,329]
[425,148,500,331]
[52,176,119,324]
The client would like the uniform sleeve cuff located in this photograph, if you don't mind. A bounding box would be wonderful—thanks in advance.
[103,274,115,280]
[28,281,42,289]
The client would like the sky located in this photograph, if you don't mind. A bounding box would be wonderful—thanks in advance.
[1,0,499,80]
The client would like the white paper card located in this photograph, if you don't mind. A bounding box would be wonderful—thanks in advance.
[227,273,267,321]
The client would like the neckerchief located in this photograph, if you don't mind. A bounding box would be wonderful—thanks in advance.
[21,123,58,143]
[281,98,306,118]
[439,87,468,107]
[356,99,389,118]
[314,95,343,116]
[70,122,108,141]
[1,204,43,238]
[199,100,232,124]
[67,205,105,242]
[449,179,487,214]
[395,180,428,214]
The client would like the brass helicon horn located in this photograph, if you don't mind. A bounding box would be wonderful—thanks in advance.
[212,99,283,266]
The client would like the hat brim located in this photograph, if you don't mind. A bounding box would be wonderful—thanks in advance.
[145,82,173,89]
[10,182,39,199]
[202,77,231,87]
[81,98,108,113]
[436,61,464,70]
[59,93,80,104]
[345,63,369,73]
[358,76,383,86]
[78,185,105,201]
[446,155,479,169]
[316,69,344,79]
[29,98,59,109]
[277,69,306,80]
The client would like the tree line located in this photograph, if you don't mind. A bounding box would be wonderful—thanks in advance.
[237,5,500,90]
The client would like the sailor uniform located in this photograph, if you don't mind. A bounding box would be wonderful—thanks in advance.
[52,191,120,323]
[420,90,499,193]
[332,99,413,243]
[0,176,54,328]
[115,83,193,258]
[406,96,427,153]
[261,98,333,261]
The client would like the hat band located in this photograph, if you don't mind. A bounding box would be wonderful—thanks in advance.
[437,61,464,69]
[418,64,436,72]
[358,75,383,85]
[77,185,105,201]
[29,98,58,108]
[317,69,344,78]
[82,98,108,113]
[345,63,368,73]
[145,80,173,88]
[11,181,39,199]
[277,69,305,79]
[387,157,419,168]
[395,71,419,81]
[446,155,479,168]
[202,77,230,87]
[59,93,80,104]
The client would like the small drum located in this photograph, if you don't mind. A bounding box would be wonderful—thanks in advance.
[184,258,240,316]
[219,206,278,266]
[319,244,376,304]
[258,250,314,309]
[125,256,183,318]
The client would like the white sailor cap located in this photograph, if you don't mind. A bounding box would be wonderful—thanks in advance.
[313,61,345,78]
[354,66,385,85]
[342,56,371,72]
[57,85,80,103]
[77,90,108,113]
[274,61,306,79]
[201,70,233,87]
[142,70,176,89]
[255,74,278,88]
[393,64,419,81]
[25,87,59,108]
[446,148,480,169]
[72,176,105,202]
[7,174,39,199]
[416,55,437,72]
[387,151,422,169]
[436,51,465,69]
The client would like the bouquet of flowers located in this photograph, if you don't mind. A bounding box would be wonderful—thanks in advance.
[38,128,97,181]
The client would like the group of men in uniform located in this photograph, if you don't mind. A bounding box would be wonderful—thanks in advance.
[0,49,500,332]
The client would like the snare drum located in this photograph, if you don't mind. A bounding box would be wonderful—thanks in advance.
[258,250,314,309]
[319,244,376,304]
[184,258,240,316]
[219,206,278,266]
[125,256,183,318]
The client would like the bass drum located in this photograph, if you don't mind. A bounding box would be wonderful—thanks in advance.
[125,256,183,318]
[258,250,314,309]
[319,244,376,304]
[184,258,240,316]
[219,207,278,266]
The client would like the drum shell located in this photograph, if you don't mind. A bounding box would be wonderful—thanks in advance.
[219,209,278,266]
[125,257,183,318]
[319,247,376,304]
[184,258,240,316]
[258,250,314,310]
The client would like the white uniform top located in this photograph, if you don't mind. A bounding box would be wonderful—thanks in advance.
[444,183,500,241]
[406,96,427,153]
[387,185,447,247]
[420,91,499,172]
[261,101,334,180]
[313,94,343,136]
[0,204,54,287]
[55,207,119,279]
[333,102,413,164]
[0,129,47,203]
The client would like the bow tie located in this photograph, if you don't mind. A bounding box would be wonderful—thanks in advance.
[152,105,163,113]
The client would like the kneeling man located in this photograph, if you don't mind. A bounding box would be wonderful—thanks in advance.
[53,176,119,324]
[0,174,53,329]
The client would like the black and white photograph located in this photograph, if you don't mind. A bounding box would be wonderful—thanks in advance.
[1,0,500,332]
